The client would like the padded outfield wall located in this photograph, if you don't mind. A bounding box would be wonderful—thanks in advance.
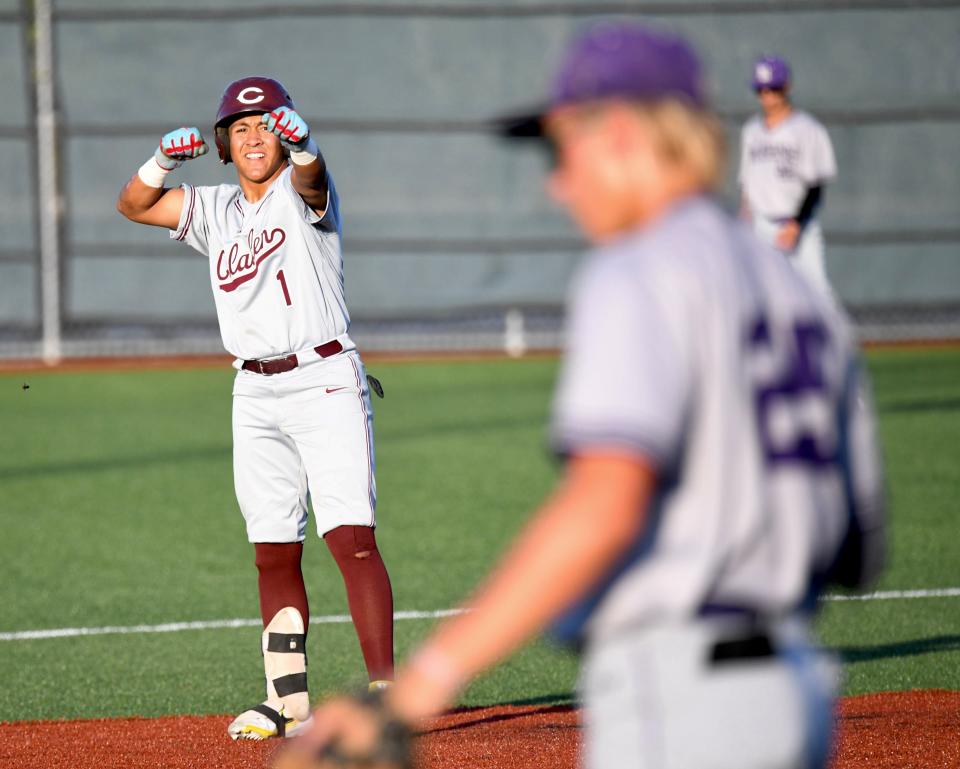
[1,0,958,356]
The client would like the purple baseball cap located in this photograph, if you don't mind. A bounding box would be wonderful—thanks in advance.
[751,55,791,91]
[498,22,707,138]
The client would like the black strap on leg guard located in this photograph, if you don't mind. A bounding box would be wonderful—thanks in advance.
[273,672,309,698]
[267,632,306,654]
[252,702,288,737]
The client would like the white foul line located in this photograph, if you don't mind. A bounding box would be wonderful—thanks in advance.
[0,609,465,642]
[2,589,957,642]
[822,587,960,602]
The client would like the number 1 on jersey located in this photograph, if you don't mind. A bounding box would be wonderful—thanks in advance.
[276,270,292,306]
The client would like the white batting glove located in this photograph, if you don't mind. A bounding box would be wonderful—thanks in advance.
[138,127,208,188]
[156,126,209,169]
[261,109,319,165]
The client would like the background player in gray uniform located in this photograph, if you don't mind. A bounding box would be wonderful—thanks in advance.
[116,77,394,741]
[740,55,838,298]
[279,23,886,769]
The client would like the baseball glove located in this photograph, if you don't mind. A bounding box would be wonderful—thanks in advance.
[271,689,412,769]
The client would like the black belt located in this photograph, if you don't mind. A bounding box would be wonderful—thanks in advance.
[242,339,344,375]
[699,604,777,665]
[709,632,775,666]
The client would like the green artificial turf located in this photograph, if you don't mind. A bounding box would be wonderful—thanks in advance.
[0,348,958,720]
[816,347,960,694]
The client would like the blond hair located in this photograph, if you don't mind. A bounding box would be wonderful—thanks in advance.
[632,99,727,192]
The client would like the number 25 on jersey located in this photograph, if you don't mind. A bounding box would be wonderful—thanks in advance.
[747,317,838,467]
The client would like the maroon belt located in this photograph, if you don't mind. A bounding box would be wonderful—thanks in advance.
[242,340,344,375]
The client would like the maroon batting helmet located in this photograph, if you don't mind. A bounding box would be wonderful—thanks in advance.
[214,76,295,163]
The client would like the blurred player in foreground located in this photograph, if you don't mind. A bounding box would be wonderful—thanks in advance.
[740,55,838,298]
[279,23,885,769]
[116,77,394,740]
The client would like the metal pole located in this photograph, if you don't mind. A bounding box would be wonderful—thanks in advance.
[34,0,62,364]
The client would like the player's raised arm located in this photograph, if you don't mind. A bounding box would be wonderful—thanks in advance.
[260,108,329,214]
[117,127,208,229]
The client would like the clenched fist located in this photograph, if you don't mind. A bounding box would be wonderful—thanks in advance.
[261,109,311,152]
[155,126,209,170]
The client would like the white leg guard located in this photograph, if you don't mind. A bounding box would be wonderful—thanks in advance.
[263,606,310,722]
[227,607,313,740]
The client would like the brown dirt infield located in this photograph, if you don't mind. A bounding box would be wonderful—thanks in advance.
[1,690,957,769]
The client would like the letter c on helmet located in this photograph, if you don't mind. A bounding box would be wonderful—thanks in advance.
[237,87,265,105]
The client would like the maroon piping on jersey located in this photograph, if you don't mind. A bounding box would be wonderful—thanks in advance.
[176,186,196,242]
[349,355,376,523]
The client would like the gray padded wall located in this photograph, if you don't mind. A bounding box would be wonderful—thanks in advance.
[0,7,37,328]
[7,1,960,344]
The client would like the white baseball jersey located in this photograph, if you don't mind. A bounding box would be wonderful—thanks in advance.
[739,110,837,220]
[549,196,883,645]
[170,166,350,361]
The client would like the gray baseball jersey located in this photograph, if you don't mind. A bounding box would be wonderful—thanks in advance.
[739,111,837,220]
[549,197,883,644]
[170,166,349,361]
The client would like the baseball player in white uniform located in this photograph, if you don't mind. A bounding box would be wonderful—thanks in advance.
[281,24,886,769]
[117,77,395,741]
[740,55,837,298]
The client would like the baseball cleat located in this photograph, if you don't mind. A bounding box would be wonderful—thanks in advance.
[228,701,313,740]
[368,679,393,693]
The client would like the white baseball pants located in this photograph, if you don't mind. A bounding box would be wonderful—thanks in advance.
[232,349,376,542]
[753,216,835,301]
[580,617,839,769]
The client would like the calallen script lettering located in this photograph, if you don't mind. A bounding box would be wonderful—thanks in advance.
[217,227,287,292]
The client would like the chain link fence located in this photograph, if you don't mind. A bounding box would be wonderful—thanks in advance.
[2,0,959,361]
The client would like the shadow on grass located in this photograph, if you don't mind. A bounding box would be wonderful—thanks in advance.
[503,693,577,708]
[878,396,960,414]
[0,444,231,481]
[378,413,546,444]
[832,634,960,663]
[0,412,547,481]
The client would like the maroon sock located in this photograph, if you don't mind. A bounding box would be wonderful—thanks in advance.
[324,525,395,681]
[254,542,309,630]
